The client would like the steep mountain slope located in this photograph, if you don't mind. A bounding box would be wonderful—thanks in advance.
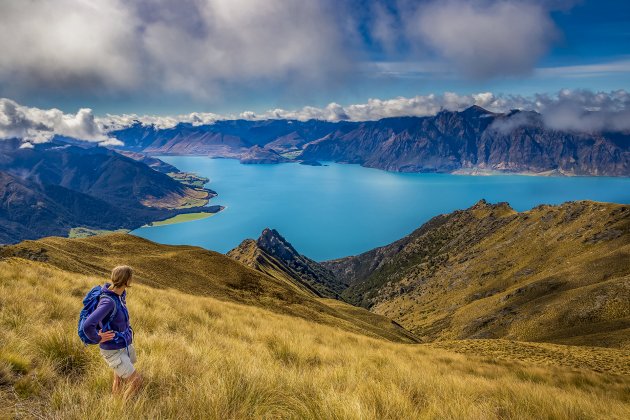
[116,150,179,173]
[228,228,346,299]
[0,142,208,209]
[324,200,630,347]
[0,233,416,343]
[301,108,630,175]
[111,119,348,156]
[0,171,135,244]
[108,107,630,176]
[0,142,218,244]
[239,146,290,164]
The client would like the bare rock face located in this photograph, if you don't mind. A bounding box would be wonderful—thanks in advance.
[300,107,630,176]
[256,228,299,261]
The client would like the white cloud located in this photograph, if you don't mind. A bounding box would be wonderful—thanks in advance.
[97,138,125,147]
[409,0,558,78]
[5,90,629,144]
[0,0,581,103]
[100,112,225,131]
[369,2,399,54]
[252,92,511,121]
[0,0,358,100]
[0,98,116,144]
[0,1,141,96]
[535,60,630,78]
[537,89,630,132]
[100,89,630,133]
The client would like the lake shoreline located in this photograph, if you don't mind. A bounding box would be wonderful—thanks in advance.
[147,154,630,178]
[132,157,630,260]
[143,207,225,227]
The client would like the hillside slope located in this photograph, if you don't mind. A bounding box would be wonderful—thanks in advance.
[0,142,208,209]
[0,233,415,343]
[0,171,135,244]
[1,257,628,419]
[324,200,630,347]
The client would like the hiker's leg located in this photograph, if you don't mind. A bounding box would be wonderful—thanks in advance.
[123,371,143,400]
[112,372,123,394]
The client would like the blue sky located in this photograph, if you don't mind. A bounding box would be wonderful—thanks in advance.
[0,0,628,117]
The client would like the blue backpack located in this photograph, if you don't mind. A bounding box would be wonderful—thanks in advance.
[77,285,118,345]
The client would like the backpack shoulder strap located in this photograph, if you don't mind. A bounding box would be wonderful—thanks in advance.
[99,295,118,327]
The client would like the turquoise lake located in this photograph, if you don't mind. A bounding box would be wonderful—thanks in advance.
[132,157,630,261]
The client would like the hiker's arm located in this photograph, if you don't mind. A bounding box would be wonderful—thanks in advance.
[83,298,115,343]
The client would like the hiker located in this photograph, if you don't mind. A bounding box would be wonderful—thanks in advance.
[82,265,142,399]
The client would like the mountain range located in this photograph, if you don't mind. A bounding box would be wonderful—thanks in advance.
[0,140,219,244]
[109,106,630,176]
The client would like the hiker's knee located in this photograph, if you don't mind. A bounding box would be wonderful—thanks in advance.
[128,371,142,385]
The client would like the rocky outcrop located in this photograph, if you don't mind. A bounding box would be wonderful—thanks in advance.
[228,228,346,299]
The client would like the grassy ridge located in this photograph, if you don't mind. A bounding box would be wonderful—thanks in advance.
[1,260,629,419]
[68,228,130,239]
[0,234,416,344]
[329,201,630,346]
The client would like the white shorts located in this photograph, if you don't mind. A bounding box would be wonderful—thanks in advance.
[100,344,137,379]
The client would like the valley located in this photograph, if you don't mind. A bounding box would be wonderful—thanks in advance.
[227,200,629,349]
[324,200,630,347]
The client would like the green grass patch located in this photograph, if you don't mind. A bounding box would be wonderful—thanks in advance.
[167,172,209,188]
[36,332,92,377]
[68,228,129,239]
[146,212,215,227]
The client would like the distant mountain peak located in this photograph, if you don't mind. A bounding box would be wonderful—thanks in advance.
[462,105,493,116]
[470,199,515,217]
[108,111,630,176]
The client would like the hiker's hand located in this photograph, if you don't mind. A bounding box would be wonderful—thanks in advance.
[98,329,115,343]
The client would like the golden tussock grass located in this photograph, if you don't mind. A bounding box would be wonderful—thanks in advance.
[1,259,629,419]
[358,201,630,346]
[0,233,415,344]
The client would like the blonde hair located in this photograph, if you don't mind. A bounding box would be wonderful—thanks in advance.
[111,265,133,288]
